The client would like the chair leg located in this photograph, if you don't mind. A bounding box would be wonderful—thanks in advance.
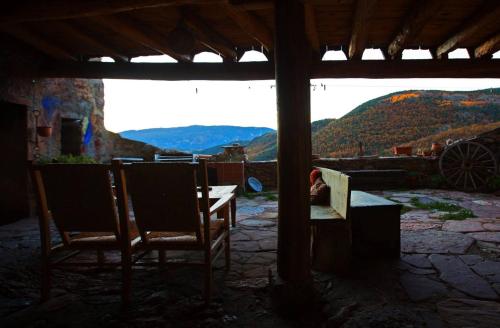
[41,261,51,302]
[204,251,212,305]
[224,208,231,270]
[121,251,132,307]
[231,197,236,227]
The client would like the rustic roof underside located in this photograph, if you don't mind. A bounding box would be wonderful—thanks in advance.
[1,0,499,80]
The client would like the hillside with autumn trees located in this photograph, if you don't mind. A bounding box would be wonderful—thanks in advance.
[246,88,500,160]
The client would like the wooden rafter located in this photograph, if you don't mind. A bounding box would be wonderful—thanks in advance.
[1,0,223,25]
[304,4,320,54]
[474,33,500,58]
[223,4,273,51]
[92,15,192,62]
[21,59,500,81]
[181,9,237,60]
[387,0,443,59]
[436,3,500,58]
[50,22,129,62]
[2,26,76,61]
[348,0,378,60]
[1,0,274,25]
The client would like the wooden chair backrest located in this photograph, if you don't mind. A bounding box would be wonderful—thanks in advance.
[33,164,119,233]
[318,167,351,219]
[124,162,203,234]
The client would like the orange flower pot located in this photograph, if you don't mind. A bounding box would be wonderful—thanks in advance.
[393,146,412,156]
[37,126,52,137]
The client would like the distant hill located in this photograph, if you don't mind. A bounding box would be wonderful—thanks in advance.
[119,125,274,153]
[246,88,500,160]
[246,118,336,161]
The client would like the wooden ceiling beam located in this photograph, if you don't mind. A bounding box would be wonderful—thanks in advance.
[2,26,77,61]
[181,10,237,60]
[92,15,192,62]
[1,0,225,25]
[348,0,378,60]
[223,4,273,51]
[387,0,443,60]
[304,4,320,54]
[2,1,275,25]
[436,3,500,59]
[474,33,500,58]
[18,59,500,81]
[51,22,129,62]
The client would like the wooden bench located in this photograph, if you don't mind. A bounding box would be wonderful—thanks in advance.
[310,168,351,274]
[350,190,401,258]
[310,168,403,273]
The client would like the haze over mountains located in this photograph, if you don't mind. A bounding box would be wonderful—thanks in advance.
[120,89,500,160]
[120,125,273,153]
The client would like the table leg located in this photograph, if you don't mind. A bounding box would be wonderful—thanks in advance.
[231,196,236,227]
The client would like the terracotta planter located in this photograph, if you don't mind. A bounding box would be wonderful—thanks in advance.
[36,126,52,137]
[393,146,412,156]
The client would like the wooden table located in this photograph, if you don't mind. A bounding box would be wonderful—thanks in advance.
[199,185,237,227]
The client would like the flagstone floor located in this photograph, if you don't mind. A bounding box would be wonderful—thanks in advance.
[0,189,499,327]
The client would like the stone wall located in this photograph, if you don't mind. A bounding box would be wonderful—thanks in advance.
[0,77,159,162]
[243,156,440,190]
[245,161,278,189]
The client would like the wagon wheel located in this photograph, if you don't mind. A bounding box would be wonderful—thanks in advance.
[439,141,498,191]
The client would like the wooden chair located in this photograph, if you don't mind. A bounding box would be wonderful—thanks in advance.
[112,159,231,304]
[30,163,140,305]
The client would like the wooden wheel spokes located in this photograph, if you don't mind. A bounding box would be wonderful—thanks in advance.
[439,141,498,191]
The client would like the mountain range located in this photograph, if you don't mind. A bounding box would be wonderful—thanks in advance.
[246,88,500,160]
[120,125,274,153]
[119,89,500,160]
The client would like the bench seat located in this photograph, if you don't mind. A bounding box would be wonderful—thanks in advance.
[310,205,343,221]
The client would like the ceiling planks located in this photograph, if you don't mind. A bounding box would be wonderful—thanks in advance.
[387,0,444,59]
[182,9,237,60]
[304,4,320,54]
[92,14,192,62]
[2,26,77,61]
[436,2,500,59]
[1,0,225,25]
[223,4,273,51]
[348,0,378,60]
[50,21,129,62]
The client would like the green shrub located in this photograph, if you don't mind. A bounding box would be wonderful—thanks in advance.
[39,154,97,164]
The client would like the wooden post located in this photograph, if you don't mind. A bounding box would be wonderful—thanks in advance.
[275,0,312,282]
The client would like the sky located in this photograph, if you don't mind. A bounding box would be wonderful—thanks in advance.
[103,49,500,132]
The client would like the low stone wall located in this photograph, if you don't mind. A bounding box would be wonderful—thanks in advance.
[245,161,278,189]
[313,156,439,175]
[244,156,440,190]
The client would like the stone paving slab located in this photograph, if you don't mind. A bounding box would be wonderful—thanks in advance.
[401,254,433,269]
[442,220,485,232]
[429,255,498,300]
[438,298,500,328]
[468,232,500,243]
[472,260,500,276]
[400,273,448,301]
[402,230,474,254]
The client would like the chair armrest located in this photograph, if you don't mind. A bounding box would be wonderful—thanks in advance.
[209,193,234,216]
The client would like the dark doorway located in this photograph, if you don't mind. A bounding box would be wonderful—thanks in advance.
[61,118,82,156]
[0,101,29,224]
